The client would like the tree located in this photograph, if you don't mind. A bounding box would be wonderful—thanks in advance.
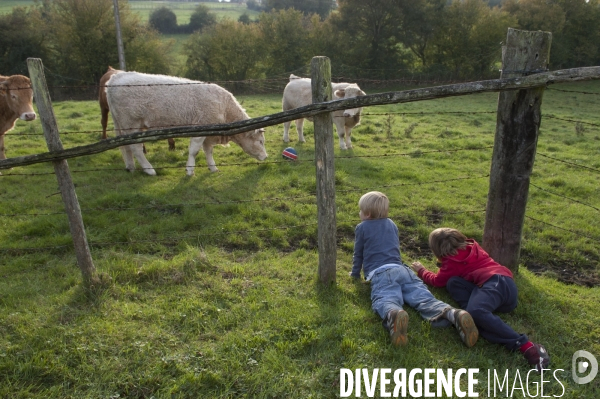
[264,0,333,19]
[257,9,312,75]
[0,7,50,76]
[429,0,515,78]
[396,0,446,68]
[45,0,172,84]
[503,0,600,69]
[501,0,565,33]
[186,4,217,33]
[331,0,405,78]
[184,19,266,86]
[246,0,263,12]
[149,7,178,34]
[553,0,600,68]
[238,13,252,24]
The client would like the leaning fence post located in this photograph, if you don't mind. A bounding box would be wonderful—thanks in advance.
[482,29,552,271]
[311,56,336,284]
[27,58,96,283]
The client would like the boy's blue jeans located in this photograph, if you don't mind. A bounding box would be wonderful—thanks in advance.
[446,275,529,351]
[370,264,451,327]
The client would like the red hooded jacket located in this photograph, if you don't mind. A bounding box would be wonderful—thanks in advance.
[418,239,513,287]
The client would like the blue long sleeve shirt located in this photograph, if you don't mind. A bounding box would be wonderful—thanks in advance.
[351,218,403,279]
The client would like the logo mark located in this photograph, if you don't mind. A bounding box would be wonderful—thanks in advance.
[572,350,598,384]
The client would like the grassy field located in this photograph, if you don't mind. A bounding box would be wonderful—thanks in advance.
[0,79,599,397]
[0,1,259,22]
[128,1,260,23]
[0,0,30,14]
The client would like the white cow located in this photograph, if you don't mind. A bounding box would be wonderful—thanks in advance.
[106,72,267,175]
[282,74,366,150]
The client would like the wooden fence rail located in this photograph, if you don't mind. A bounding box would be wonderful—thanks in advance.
[2,28,600,284]
[1,65,599,171]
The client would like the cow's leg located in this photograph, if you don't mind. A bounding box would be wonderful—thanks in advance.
[283,121,291,143]
[0,134,5,160]
[186,137,206,176]
[168,138,175,151]
[130,143,156,176]
[334,119,347,150]
[296,119,306,143]
[100,108,109,140]
[202,140,219,173]
[114,126,137,172]
[0,134,4,175]
[345,126,353,149]
[119,145,136,172]
[113,122,136,172]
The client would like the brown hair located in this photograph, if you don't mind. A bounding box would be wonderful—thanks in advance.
[428,227,468,258]
[358,191,389,219]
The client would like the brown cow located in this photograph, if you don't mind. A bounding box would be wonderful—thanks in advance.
[0,75,37,161]
[99,66,175,151]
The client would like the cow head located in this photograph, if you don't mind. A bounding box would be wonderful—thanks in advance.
[232,128,268,161]
[0,75,36,122]
[334,84,366,118]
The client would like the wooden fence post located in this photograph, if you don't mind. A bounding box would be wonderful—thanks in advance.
[482,29,552,271]
[311,56,337,284]
[112,0,127,71]
[27,58,97,283]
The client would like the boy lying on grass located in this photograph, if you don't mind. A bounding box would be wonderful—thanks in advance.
[350,191,479,347]
[410,227,550,371]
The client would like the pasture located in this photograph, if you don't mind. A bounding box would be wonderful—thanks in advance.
[129,1,259,23]
[0,1,31,14]
[0,1,259,22]
[0,79,599,397]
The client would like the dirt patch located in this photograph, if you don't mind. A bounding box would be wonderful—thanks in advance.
[524,261,600,287]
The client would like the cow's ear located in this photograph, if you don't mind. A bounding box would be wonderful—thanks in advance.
[334,89,345,99]
[0,82,7,97]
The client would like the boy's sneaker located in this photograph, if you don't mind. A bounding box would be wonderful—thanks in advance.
[451,309,479,348]
[385,309,409,346]
[523,343,550,371]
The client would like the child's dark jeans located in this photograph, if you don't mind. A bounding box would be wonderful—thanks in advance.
[446,274,528,351]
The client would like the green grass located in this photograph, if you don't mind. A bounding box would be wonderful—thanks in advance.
[0,81,599,397]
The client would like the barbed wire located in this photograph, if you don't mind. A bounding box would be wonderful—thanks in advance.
[0,208,491,254]
[5,113,495,138]
[3,205,596,255]
[15,68,599,94]
[0,146,494,178]
[547,88,600,95]
[4,110,498,137]
[337,175,490,195]
[3,73,598,256]
[0,222,320,254]
[525,215,599,242]
[536,153,600,174]
[0,173,490,218]
[530,183,600,212]
[545,115,600,127]
[358,111,495,117]
[44,76,291,91]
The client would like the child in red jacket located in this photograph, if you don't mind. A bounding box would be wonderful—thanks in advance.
[410,227,550,371]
